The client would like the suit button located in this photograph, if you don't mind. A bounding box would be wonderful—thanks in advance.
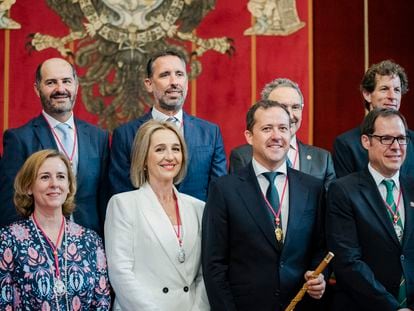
[183,286,189,292]
[274,290,280,297]
[162,287,169,293]
[400,255,405,261]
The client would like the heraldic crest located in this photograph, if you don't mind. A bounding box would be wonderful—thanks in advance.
[30,0,233,130]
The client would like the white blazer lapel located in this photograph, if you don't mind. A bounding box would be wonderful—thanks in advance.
[140,183,189,281]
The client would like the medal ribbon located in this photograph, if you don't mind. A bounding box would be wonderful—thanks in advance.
[262,174,289,227]
[43,114,77,163]
[32,214,65,279]
[383,189,402,224]
[172,192,183,247]
[290,142,299,169]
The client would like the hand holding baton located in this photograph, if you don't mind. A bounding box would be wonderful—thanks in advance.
[284,251,335,311]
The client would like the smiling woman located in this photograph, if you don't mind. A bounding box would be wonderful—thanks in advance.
[105,120,210,311]
[0,149,111,310]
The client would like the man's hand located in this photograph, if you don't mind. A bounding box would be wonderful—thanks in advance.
[304,271,326,299]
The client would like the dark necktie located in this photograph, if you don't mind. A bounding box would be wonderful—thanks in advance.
[382,179,406,307]
[262,172,284,246]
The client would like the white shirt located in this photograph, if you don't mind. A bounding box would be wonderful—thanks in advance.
[288,135,299,170]
[252,158,290,237]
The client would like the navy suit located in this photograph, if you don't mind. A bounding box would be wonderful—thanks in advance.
[333,127,414,177]
[202,163,326,311]
[0,114,110,236]
[109,110,227,201]
[229,142,335,187]
[326,169,414,310]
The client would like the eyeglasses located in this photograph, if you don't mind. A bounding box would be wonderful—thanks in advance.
[368,134,410,145]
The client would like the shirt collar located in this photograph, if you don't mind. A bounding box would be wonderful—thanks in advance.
[252,157,288,177]
[290,135,297,150]
[42,110,75,129]
[151,107,183,124]
[368,163,400,190]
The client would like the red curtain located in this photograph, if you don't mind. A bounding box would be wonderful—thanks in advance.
[0,0,312,156]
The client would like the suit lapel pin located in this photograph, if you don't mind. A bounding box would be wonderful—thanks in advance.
[306,155,312,160]
[410,202,414,207]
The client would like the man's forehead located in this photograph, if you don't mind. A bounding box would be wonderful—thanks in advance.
[255,107,290,123]
[374,115,405,132]
[375,74,401,84]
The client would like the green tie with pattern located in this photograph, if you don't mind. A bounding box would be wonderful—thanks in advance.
[382,179,406,307]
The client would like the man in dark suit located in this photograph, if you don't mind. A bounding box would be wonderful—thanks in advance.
[109,50,226,201]
[333,60,414,178]
[327,108,414,310]
[0,58,109,236]
[229,78,335,187]
[203,100,326,311]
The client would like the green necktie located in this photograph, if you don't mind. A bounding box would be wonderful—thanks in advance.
[382,179,406,307]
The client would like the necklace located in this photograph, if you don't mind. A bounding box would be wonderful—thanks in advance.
[172,192,185,263]
[32,215,70,311]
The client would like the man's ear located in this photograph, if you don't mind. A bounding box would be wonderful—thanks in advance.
[362,90,372,107]
[361,134,370,151]
[244,130,253,145]
[34,83,40,98]
[144,78,153,93]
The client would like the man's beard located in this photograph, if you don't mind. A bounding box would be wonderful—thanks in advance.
[158,96,184,112]
[40,90,75,114]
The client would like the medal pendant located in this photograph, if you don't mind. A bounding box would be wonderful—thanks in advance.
[275,227,283,242]
[178,248,186,263]
[393,223,403,241]
[54,278,66,296]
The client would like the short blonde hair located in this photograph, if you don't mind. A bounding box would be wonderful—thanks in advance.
[130,120,188,188]
[14,149,77,217]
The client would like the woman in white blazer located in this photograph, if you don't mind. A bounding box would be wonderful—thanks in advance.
[105,120,209,311]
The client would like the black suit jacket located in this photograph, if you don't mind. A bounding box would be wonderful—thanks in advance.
[326,169,414,310]
[202,163,326,311]
[109,110,227,201]
[229,142,335,187]
[0,114,110,236]
[333,127,414,178]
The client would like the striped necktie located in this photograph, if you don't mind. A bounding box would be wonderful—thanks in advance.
[382,179,406,307]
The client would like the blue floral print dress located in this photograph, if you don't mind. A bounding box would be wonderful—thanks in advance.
[0,219,111,310]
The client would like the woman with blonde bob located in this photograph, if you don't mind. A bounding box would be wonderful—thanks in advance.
[0,149,111,310]
[105,120,209,311]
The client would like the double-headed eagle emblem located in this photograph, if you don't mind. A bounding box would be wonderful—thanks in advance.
[30,0,234,130]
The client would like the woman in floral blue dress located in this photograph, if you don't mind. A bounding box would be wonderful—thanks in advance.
[0,149,111,310]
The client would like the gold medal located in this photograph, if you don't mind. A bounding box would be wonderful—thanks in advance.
[275,226,283,242]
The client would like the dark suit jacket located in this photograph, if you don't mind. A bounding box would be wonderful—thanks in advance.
[333,127,414,178]
[0,114,110,236]
[109,110,227,201]
[326,169,414,310]
[202,163,326,311]
[229,142,335,187]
